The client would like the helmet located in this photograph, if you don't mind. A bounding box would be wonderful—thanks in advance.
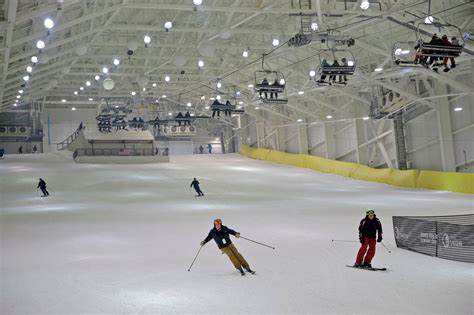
[366,209,375,215]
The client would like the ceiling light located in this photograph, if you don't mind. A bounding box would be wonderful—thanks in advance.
[193,0,203,5]
[272,38,280,46]
[309,70,316,77]
[31,56,38,63]
[144,35,151,44]
[215,138,220,141]
[16,95,21,99]
[155,100,159,103]
[15,99,18,103]
[164,21,173,31]
[187,102,192,106]
[36,40,45,49]
[394,48,402,56]
[326,115,333,119]
[374,67,383,72]
[74,91,78,95]
[238,101,244,105]
[454,107,463,112]
[44,18,54,29]
[279,78,285,85]
[18,90,23,94]
[201,95,206,100]
[297,118,303,122]
[13,103,18,107]
[198,60,205,67]
[242,50,249,58]
[143,87,146,91]
[165,75,170,82]
[347,60,354,66]
[152,83,157,87]
[401,50,410,54]
[237,105,242,109]
[131,91,136,96]
[255,107,259,110]
[79,86,84,91]
[85,81,91,86]
[236,91,241,96]
[71,107,76,111]
[190,113,195,116]
[162,95,167,98]
[311,22,318,31]
[248,84,254,88]
[115,105,120,108]
[61,99,66,103]
[26,65,33,73]
[168,112,173,116]
[102,67,108,74]
[360,0,370,10]
[95,75,100,80]
[88,98,93,101]
[425,16,434,24]
[298,91,304,95]
[363,116,370,120]
[216,95,221,100]
[113,58,120,66]
[217,81,222,89]
[23,75,30,81]
[205,106,210,109]
[210,97,215,101]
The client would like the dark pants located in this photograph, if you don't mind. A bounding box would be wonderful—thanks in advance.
[356,237,376,265]
[40,187,49,196]
[193,186,204,196]
[212,110,220,118]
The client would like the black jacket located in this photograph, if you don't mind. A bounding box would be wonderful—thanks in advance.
[190,179,200,188]
[203,225,238,249]
[359,216,382,239]
[37,179,46,189]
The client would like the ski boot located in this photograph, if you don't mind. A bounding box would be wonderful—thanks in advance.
[353,263,362,268]
[238,268,245,276]
[363,262,372,269]
[245,267,256,274]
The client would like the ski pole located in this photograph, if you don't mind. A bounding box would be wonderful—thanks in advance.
[36,188,38,197]
[187,245,203,272]
[331,239,358,243]
[381,242,392,253]
[240,236,275,250]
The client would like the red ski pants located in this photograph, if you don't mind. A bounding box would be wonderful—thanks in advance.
[356,237,376,265]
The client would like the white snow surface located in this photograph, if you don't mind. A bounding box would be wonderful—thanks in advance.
[1,153,473,314]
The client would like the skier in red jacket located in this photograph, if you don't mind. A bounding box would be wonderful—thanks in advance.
[354,209,383,268]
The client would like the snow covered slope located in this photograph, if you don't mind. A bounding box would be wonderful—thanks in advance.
[1,153,472,314]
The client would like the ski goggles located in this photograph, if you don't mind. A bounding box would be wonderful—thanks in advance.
[214,219,222,225]
[366,210,375,215]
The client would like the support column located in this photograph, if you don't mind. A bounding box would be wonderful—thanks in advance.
[435,82,456,171]
[297,119,309,154]
[325,123,336,159]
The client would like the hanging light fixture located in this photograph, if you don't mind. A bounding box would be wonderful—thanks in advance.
[144,35,151,48]
[164,21,173,32]
[113,58,120,66]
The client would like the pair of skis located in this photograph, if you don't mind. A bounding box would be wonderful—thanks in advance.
[346,265,387,271]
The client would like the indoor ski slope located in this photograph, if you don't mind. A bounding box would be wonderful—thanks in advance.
[1,153,473,314]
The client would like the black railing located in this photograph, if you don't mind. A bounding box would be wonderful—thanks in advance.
[57,122,84,151]
[73,147,169,158]
[393,214,474,263]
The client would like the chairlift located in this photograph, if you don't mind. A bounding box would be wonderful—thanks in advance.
[254,54,288,104]
[209,99,245,119]
[316,49,356,86]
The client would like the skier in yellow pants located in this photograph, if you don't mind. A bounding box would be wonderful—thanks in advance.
[200,218,255,275]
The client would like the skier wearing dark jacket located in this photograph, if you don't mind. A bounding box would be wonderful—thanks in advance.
[354,209,382,268]
[37,178,49,197]
[190,178,204,196]
[200,218,254,275]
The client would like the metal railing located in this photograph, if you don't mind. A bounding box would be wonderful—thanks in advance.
[73,147,169,159]
[57,122,84,151]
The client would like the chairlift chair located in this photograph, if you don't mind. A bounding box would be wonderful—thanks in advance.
[253,54,288,104]
[416,22,464,59]
[316,49,356,86]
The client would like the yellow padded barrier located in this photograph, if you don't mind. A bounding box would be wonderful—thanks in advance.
[239,145,473,194]
[416,170,474,194]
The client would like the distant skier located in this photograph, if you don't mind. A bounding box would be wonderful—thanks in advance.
[200,218,255,275]
[207,143,212,154]
[33,145,38,154]
[199,145,204,154]
[190,177,204,196]
[0,148,4,159]
[354,209,382,268]
[37,178,50,197]
[18,146,23,154]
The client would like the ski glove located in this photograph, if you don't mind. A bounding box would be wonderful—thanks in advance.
[359,237,365,244]
[377,235,383,243]
[200,241,205,246]
[235,233,241,238]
